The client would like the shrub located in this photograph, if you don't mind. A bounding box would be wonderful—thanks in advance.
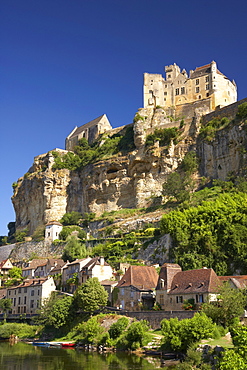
[117,320,150,350]
[237,102,247,119]
[146,127,179,147]
[0,323,38,339]
[109,317,129,339]
[78,316,104,344]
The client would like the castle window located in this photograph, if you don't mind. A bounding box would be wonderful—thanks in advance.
[198,95,201,99]
[196,87,200,93]
[206,84,210,90]
[196,79,199,85]
[164,98,166,101]
[175,88,179,95]
[181,87,185,94]
[167,74,171,79]
[149,90,153,94]
[164,92,167,95]
[205,76,209,82]
[165,84,167,88]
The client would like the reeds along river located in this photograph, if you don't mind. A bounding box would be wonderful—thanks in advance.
[0,341,169,370]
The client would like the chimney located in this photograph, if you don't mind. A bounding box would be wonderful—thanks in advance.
[158,263,182,291]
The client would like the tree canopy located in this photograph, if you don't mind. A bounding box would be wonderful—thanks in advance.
[74,277,108,313]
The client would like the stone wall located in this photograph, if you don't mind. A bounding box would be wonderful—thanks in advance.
[202,97,247,125]
[9,241,64,262]
[121,310,195,329]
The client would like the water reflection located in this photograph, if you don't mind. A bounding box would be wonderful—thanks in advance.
[0,342,162,370]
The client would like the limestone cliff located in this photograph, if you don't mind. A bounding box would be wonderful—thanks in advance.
[12,103,247,235]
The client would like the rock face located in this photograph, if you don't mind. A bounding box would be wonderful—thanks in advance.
[12,107,247,235]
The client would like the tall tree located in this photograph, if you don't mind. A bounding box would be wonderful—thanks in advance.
[74,277,108,313]
[0,298,12,323]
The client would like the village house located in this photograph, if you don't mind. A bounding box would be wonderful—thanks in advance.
[22,258,65,279]
[62,257,92,293]
[156,263,219,311]
[6,277,56,315]
[0,259,13,276]
[45,221,63,243]
[78,256,113,284]
[100,280,118,306]
[114,265,159,311]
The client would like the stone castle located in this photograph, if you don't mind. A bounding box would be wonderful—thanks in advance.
[143,60,237,111]
[66,61,237,150]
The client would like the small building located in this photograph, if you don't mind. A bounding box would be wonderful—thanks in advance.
[6,277,56,315]
[65,114,112,150]
[114,265,159,311]
[156,263,219,311]
[45,221,63,243]
[0,259,13,276]
[62,258,92,293]
[100,279,118,306]
[79,256,113,285]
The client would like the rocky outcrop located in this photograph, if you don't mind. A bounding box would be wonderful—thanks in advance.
[198,122,247,180]
[137,234,172,264]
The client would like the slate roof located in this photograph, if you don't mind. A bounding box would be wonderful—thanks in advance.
[168,268,220,295]
[69,115,105,139]
[117,266,159,291]
[190,63,225,79]
[82,257,110,270]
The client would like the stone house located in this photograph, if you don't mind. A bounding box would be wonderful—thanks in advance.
[79,256,113,285]
[6,277,56,315]
[100,279,118,306]
[218,275,247,289]
[65,114,112,150]
[114,265,159,311]
[62,257,92,293]
[45,221,63,243]
[156,263,219,311]
[144,61,237,111]
[22,258,65,279]
[0,259,13,276]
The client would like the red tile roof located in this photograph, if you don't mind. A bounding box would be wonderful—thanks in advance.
[168,268,220,295]
[117,266,158,291]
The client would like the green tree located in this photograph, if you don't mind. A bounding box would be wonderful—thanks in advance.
[0,298,12,323]
[9,267,22,280]
[60,212,83,226]
[161,313,215,352]
[62,235,87,262]
[202,283,246,328]
[74,277,108,313]
[38,293,73,328]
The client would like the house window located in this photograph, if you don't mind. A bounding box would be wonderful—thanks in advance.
[24,287,27,293]
[18,288,21,293]
[196,87,200,93]
[37,290,40,296]
[181,87,185,94]
[23,306,26,313]
[30,300,34,308]
[206,84,210,90]
[176,296,183,303]
[196,294,204,303]
[175,88,179,95]
[18,307,20,313]
[48,232,50,237]
[14,298,16,306]
[205,76,209,82]
[31,290,34,296]
[8,291,11,296]
[196,79,199,85]
[37,300,39,308]
[24,296,26,304]
[18,297,21,305]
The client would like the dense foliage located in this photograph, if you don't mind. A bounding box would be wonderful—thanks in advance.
[0,323,38,339]
[62,235,87,262]
[160,191,247,275]
[74,277,108,313]
[202,283,246,328]
[145,127,179,147]
[52,126,135,171]
[161,313,215,352]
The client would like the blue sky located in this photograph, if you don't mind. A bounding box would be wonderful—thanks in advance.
[1,0,247,236]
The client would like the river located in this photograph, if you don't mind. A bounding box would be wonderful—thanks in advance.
[0,342,179,369]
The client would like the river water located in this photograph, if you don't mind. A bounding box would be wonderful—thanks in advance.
[0,342,175,370]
